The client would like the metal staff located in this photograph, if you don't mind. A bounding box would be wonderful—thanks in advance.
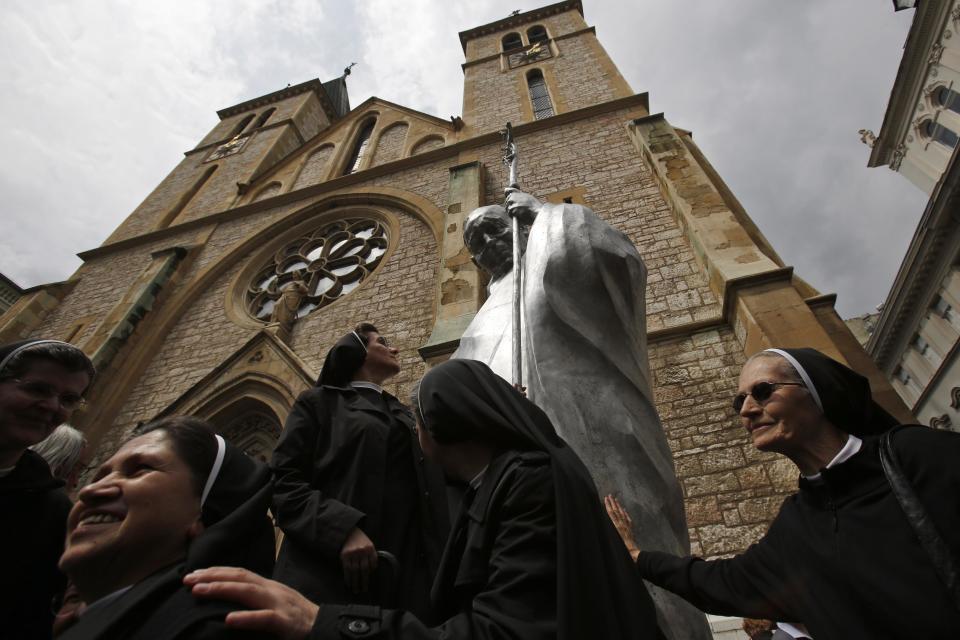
[502,123,522,387]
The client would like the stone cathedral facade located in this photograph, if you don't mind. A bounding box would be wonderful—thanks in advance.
[1,1,908,560]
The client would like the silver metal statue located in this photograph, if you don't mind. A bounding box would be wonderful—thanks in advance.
[502,123,522,387]
[453,182,712,639]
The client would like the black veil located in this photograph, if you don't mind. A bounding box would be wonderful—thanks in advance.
[316,331,367,387]
[418,359,663,639]
[765,348,899,437]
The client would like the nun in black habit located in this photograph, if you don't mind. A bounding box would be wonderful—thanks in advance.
[57,416,275,640]
[271,326,449,620]
[188,359,666,639]
[618,348,960,639]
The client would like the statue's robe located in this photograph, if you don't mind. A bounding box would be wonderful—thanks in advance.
[454,202,711,640]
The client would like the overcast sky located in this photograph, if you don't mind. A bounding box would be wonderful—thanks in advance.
[0,0,925,318]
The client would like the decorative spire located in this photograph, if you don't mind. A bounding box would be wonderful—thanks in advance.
[343,62,357,78]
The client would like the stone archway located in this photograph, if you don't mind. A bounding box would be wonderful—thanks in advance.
[207,397,282,463]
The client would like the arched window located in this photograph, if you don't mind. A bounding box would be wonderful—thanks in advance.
[527,25,548,45]
[253,107,277,129]
[934,86,960,114]
[344,119,376,175]
[502,32,522,51]
[923,119,959,149]
[228,114,255,139]
[527,70,554,120]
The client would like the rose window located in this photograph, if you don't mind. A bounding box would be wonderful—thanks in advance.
[247,218,388,321]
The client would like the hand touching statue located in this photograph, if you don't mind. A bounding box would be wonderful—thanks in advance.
[605,494,641,562]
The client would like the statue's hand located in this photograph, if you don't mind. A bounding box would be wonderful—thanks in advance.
[604,494,641,562]
[504,187,540,225]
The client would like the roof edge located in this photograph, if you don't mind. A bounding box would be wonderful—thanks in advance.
[458,1,583,52]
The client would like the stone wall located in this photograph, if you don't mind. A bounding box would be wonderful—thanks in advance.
[91,204,437,457]
[650,328,795,559]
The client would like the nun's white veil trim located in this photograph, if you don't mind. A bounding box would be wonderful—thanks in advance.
[200,434,226,508]
[764,348,824,412]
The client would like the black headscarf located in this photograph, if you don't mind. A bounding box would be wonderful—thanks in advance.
[764,348,899,437]
[0,338,95,391]
[184,435,275,576]
[316,331,367,386]
[418,359,663,640]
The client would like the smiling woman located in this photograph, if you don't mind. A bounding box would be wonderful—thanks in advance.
[56,416,275,640]
[0,338,94,640]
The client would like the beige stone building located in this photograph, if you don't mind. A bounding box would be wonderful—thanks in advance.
[866,1,960,432]
[0,0,907,593]
[0,273,22,315]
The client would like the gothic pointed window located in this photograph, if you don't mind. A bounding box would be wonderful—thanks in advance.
[527,25,548,45]
[527,70,554,120]
[253,107,277,129]
[344,120,375,175]
[228,114,255,139]
[502,32,522,52]
[923,119,958,149]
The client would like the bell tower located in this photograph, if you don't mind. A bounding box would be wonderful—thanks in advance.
[458,1,633,136]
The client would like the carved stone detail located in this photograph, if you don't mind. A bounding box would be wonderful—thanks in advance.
[890,143,907,170]
[246,218,389,324]
[929,413,952,430]
[858,129,877,148]
[930,43,945,66]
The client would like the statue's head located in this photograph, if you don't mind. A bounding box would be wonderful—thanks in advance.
[463,205,530,280]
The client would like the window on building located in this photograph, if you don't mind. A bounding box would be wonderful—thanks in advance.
[502,32,522,51]
[934,86,960,114]
[932,294,954,320]
[253,107,277,129]
[343,120,375,175]
[894,365,911,385]
[913,334,929,355]
[923,119,959,149]
[228,114,255,139]
[527,25,549,44]
[527,70,554,120]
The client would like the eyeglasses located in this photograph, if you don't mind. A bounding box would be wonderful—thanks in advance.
[732,381,804,412]
[6,378,86,411]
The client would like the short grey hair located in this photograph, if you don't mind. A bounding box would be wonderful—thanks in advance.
[30,424,87,481]
[0,341,95,383]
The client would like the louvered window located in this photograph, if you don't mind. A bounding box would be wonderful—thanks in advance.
[344,120,375,175]
[527,71,554,120]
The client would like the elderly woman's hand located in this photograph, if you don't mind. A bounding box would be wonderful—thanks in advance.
[604,494,641,562]
[340,526,378,594]
[185,567,319,640]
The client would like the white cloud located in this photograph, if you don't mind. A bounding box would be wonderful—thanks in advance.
[0,0,930,318]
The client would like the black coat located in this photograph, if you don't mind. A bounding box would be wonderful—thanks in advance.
[57,564,268,640]
[0,450,72,640]
[639,427,960,639]
[309,450,560,639]
[271,384,449,614]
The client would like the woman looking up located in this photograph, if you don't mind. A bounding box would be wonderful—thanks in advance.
[187,359,665,640]
[271,322,448,621]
